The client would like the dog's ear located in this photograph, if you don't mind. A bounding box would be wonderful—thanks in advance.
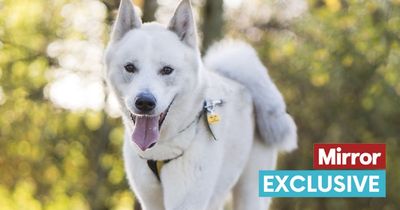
[168,0,197,48]
[111,0,142,42]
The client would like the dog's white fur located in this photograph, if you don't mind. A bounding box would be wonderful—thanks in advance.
[104,0,297,209]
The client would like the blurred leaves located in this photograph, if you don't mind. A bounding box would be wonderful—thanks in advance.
[0,0,131,209]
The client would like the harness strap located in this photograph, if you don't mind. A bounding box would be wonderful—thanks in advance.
[147,159,170,182]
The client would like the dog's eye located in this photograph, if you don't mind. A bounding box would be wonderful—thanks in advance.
[160,66,174,75]
[124,63,137,73]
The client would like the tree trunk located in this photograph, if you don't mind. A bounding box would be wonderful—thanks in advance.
[142,0,158,22]
[201,0,224,52]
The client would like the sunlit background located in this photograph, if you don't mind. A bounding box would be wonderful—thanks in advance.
[0,0,399,209]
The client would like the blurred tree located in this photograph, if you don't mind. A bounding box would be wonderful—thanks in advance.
[0,0,130,210]
[142,0,158,22]
[201,0,224,51]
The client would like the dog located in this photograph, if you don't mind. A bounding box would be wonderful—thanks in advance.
[104,0,297,209]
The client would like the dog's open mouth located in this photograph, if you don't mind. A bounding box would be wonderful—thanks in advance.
[129,99,174,151]
[130,112,167,130]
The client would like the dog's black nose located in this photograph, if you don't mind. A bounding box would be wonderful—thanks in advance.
[135,93,156,112]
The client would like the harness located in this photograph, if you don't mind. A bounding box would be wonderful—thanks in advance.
[146,99,223,182]
[146,159,171,182]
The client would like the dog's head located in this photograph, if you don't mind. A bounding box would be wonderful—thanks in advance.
[105,0,201,151]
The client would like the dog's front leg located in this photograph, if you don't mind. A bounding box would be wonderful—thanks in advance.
[123,140,165,210]
[161,140,223,210]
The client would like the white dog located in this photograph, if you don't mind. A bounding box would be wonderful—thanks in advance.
[104,0,297,209]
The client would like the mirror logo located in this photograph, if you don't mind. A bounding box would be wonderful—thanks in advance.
[259,144,386,197]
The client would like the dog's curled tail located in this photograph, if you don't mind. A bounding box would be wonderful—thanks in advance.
[203,40,297,152]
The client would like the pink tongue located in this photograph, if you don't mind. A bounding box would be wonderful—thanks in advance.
[132,116,160,151]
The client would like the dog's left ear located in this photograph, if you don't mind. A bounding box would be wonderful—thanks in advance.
[111,0,142,42]
[168,0,197,48]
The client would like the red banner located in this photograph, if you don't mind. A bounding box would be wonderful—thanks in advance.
[313,143,386,169]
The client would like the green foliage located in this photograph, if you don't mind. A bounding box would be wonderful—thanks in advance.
[0,0,133,209]
[257,0,400,209]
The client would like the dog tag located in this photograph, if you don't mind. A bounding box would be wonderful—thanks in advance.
[204,99,224,140]
[205,100,222,125]
[207,113,221,124]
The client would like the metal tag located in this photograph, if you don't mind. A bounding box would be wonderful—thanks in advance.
[203,99,223,140]
[207,113,221,124]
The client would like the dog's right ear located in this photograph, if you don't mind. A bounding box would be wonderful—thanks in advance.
[110,0,142,42]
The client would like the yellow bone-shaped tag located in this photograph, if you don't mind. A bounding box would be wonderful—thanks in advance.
[207,113,221,124]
